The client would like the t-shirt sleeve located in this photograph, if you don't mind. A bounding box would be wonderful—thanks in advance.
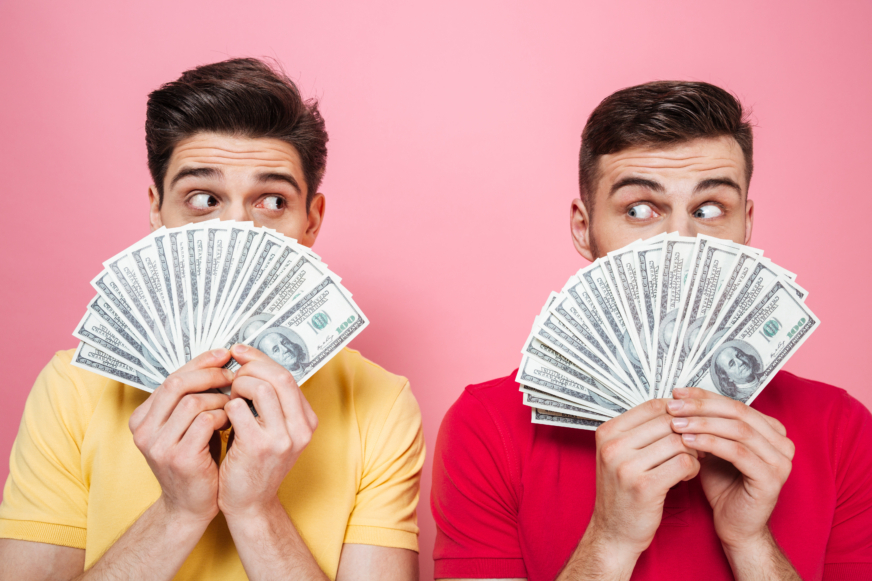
[823,391,872,579]
[344,380,425,552]
[431,389,527,579]
[0,352,98,548]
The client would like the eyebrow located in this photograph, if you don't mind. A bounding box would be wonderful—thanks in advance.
[609,177,665,197]
[255,172,301,194]
[609,176,743,197]
[694,178,743,195]
[169,166,223,188]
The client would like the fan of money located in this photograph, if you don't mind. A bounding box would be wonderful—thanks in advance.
[517,233,819,430]
[71,220,368,394]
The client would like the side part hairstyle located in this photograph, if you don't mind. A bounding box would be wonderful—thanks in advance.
[146,57,328,211]
[578,81,753,213]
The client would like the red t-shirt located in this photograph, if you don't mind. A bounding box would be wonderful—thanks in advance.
[431,370,872,580]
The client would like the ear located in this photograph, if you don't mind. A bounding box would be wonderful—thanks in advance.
[148,185,163,232]
[743,197,754,246]
[301,192,325,247]
[570,198,596,262]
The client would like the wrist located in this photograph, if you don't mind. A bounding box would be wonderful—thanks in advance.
[150,495,216,541]
[568,518,641,580]
[155,494,217,532]
[222,496,285,531]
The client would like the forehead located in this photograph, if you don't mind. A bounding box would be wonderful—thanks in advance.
[166,133,304,180]
[597,136,746,187]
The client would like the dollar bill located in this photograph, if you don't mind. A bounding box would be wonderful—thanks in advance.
[224,276,368,391]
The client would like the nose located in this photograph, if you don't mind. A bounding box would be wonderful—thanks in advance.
[661,213,699,238]
[221,200,254,224]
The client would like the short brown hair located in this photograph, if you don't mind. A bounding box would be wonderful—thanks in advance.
[578,81,753,209]
[146,58,328,210]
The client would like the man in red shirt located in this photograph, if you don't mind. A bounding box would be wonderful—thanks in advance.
[430,81,872,581]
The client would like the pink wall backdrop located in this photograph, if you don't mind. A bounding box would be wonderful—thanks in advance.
[2,1,871,578]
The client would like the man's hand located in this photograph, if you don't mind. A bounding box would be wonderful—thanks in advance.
[129,348,233,523]
[218,343,326,580]
[668,387,799,580]
[218,343,318,519]
[558,399,700,581]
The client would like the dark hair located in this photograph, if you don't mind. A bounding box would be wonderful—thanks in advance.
[579,81,753,210]
[146,58,328,210]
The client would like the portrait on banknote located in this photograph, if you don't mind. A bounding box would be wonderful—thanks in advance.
[710,340,763,400]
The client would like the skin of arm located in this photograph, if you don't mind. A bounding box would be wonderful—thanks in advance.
[554,400,700,581]
[0,349,235,581]
[668,387,799,581]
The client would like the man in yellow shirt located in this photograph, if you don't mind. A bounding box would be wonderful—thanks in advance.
[0,58,424,581]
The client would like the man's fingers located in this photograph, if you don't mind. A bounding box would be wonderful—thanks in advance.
[599,399,671,436]
[159,393,231,445]
[225,397,261,435]
[668,394,788,446]
[633,433,698,472]
[145,368,235,429]
[178,410,227,455]
[644,450,701,490]
[673,386,788,436]
[178,348,233,373]
[670,416,788,465]
[681,433,789,486]
[231,347,315,432]
[230,376,285,429]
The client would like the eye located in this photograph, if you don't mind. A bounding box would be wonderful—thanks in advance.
[693,204,723,219]
[627,204,655,220]
[260,195,286,211]
[190,193,218,210]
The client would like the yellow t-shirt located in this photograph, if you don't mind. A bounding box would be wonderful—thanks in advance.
[0,348,424,580]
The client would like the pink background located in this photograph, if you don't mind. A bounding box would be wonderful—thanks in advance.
[2,1,871,578]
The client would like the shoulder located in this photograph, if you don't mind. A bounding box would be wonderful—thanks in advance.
[753,370,866,422]
[30,349,120,424]
[437,370,532,465]
[444,370,529,428]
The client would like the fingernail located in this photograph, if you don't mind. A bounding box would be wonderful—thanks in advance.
[672,417,689,428]
[673,387,689,397]
[212,348,227,358]
[233,344,248,354]
[667,400,684,412]
[682,433,697,443]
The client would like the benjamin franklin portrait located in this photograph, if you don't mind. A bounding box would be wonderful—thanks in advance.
[254,327,310,379]
[709,340,764,400]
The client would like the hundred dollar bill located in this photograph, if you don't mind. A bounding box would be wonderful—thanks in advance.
[683,258,785,376]
[72,341,162,392]
[532,313,642,404]
[651,236,697,396]
[682,279,818,404]
[199,223,229,350]
[91,271,176,372]
[662,239,752,392]
[73,310,167,380]
[521,390,612,421]
[104,243,179,369]
[516,356,625,416]
[531,408,603,431]
[78,296,170,378]
[521,333,637,409]
[633,238,665,360]
[578,263,651,399]
[205,226,259,348]
[224,276,368,391]
[219,254,333,348]
[606,239,655,376]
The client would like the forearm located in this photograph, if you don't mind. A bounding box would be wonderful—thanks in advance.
[724,528,800,581]
[74,496,211,581]
[225,498,327,581]
[556,521,639,581]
